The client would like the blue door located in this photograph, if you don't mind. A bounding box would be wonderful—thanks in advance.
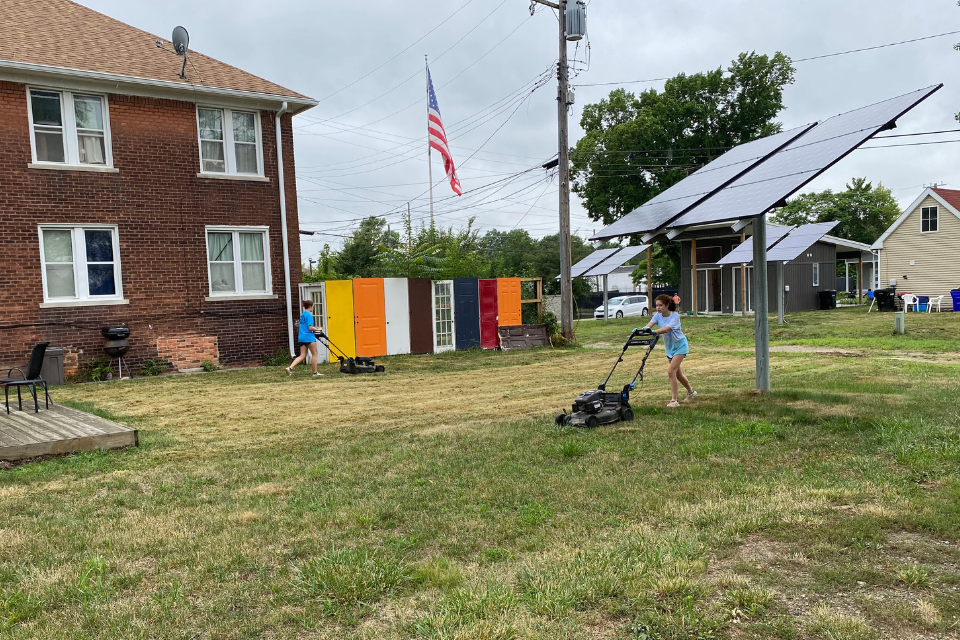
[453,278,481,350]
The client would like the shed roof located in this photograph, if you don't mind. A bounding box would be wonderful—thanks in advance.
[0,0,315,109]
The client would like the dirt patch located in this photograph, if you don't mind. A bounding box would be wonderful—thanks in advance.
[585,341,613,349]
[770,346,865,357]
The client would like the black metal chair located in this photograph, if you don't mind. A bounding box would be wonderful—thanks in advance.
[2,342,51,414]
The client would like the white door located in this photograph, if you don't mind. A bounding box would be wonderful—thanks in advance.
[432,280,455,353]
[298,283,328,362]
[383,278,411,356]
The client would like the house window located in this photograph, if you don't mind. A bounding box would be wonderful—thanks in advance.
[38,226,122,302]
[28,89,112,166]
[206,228,271,296]
[812,263,820,287]
[921,206,938,233]
[197,108,262,175]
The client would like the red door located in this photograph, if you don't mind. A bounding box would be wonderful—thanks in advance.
[479,279,499,349]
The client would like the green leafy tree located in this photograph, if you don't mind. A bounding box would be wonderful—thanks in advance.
[480,229,539,278]
[630,243,681,288]
[771,178,901,245]
[571,51,795,226]
[335,217,396,278]
[377,212,443,278]
[302,244,340,283]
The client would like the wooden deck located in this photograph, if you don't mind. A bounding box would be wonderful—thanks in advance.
[0,403,138,461]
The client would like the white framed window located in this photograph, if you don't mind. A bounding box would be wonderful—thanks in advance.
[921,206,938,233]
[433,280,455,352]
[197,108,263,176]
[38,225,123,302]
[812,262,820,287]
[205,227,272,297]
[27,88,113,167]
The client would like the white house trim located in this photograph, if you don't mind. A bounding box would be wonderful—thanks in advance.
[871,188,960,249]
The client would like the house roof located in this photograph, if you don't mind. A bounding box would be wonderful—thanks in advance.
[0,0,315,109]
[871,187,960,249]
[819,235,873,257]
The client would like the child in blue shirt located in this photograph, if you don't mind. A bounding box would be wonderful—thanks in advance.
[644,294,696,407]
[287,300,322,377]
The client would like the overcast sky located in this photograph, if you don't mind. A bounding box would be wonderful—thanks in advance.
[80,0,960,263]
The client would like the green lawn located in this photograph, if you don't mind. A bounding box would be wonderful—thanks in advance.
[1,308,958,639]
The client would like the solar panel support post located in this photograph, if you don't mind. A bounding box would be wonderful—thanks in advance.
[777,260,785,325]
[858,255,863,304]
[603,275,609,323]
[740,232,747,318]
[753,214,770,393]
[691,238,698,316]
[646,246,653,301]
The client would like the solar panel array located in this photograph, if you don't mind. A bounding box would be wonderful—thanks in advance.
[669,85,941,229]
[583,244,651,277]
[766,221,839,261]
[715,224,794,265]
[590,124,816,240]
[570,248,620,278]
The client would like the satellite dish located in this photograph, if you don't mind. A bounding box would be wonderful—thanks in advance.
[172,26,189,56]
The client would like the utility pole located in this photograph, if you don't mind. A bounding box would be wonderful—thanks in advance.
[308,258,315,276]
[532,0,575,341]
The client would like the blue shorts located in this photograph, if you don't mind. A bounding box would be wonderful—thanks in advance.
[665,337,689,360]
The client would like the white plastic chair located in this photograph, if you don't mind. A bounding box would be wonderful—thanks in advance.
[901,294,919,312]
[927,295,944,313]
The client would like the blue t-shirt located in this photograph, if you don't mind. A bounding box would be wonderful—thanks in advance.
[651,311,686,350]
[298,311,317,344]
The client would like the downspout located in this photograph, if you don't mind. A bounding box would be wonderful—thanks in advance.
[275,101,295,356]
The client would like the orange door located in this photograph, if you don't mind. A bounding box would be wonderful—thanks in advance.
[497,278,522,326]
[353,278,387,357]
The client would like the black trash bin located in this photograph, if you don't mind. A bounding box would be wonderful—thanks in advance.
[818,290,837,310]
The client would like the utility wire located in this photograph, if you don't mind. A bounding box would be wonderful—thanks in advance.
[573,29,960,87]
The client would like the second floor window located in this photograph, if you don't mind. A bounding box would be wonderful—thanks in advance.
[197,108,262,176]
[921,206,938,233]
[29,89,112,166]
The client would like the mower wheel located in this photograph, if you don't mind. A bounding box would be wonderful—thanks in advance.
[621,408,634,422]
[585,415,599,429]
[375,365,385,373]
[615,310,624,318]
[642,307,648,316]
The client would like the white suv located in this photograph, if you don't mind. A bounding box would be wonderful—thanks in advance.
[595,295,649,319]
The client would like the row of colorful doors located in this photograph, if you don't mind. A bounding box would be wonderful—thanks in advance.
[298,278,523,361]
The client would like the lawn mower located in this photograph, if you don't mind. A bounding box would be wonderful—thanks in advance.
[555,327,659,428]
[313,330,385,375]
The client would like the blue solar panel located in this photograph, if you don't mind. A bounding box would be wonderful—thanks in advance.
[589,123,816,240]
[570,248,620,278]
[766,221,839,261]
[716,224,793,265]
[670,85,941,229]
[583,244,650,277]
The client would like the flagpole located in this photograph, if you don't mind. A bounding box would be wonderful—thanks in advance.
[425,55,435,227]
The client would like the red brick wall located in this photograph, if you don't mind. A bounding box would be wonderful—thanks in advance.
[157,335,219,371]
[0,81,302,373]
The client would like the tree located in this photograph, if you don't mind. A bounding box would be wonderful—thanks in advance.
[771,178,901,245]
[302,244,340,283]
[335,217,396,278]
[571,51,795,226]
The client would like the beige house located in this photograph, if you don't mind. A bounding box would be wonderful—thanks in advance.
[872,187,960,305]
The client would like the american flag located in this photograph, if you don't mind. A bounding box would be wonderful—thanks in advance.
[427,68,462,196]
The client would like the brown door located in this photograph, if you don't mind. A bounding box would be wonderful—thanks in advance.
[407,278,433,354]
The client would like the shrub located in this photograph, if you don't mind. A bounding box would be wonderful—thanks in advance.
[262,349,290,367]
[201,359,220,372]
[70,358,114,383]
[139,358,170,377]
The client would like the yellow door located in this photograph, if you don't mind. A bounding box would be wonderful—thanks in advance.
[324,280,356,362]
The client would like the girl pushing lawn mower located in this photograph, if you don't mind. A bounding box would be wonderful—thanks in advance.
[643,294,696,408]
[287,300,323,377]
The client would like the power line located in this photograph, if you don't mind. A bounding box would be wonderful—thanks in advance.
[572,30,960,88]
[315,0,478,104]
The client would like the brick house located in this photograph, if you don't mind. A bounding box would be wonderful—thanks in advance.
[0,0,316,375]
